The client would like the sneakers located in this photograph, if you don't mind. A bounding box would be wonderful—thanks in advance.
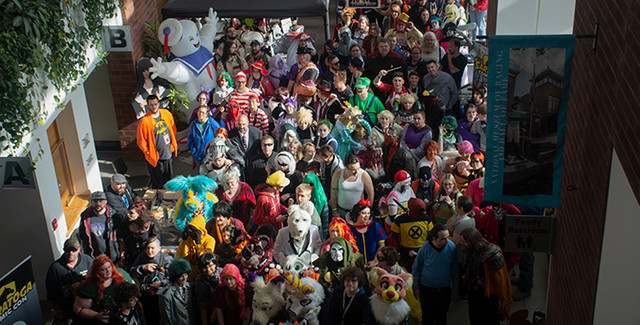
[512,290,531,301]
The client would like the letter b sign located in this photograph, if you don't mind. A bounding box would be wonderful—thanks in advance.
[103,26,133,52]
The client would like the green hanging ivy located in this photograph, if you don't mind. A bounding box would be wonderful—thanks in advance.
[0,0,119,155]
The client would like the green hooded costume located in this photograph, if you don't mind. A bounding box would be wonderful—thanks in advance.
[313,237,365,290]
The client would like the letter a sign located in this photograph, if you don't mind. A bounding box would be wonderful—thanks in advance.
[0,157,35,189]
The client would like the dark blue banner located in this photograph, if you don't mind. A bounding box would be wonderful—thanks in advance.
[485,35,575,208]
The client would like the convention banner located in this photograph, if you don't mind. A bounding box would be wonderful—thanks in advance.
[472,42,488,90]
[485,35,575,208]
[346,0,381,9]
[0,257,43,324]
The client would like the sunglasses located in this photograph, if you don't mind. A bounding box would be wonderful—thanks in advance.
[471,158,482,163]
[262,143,274,147]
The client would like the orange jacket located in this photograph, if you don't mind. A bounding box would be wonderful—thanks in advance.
[136,109,177,166]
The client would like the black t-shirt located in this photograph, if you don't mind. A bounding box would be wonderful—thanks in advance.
[441,53,467,88]
[89,214,108,256]
[153,115,172,160]
[46,254,94,316]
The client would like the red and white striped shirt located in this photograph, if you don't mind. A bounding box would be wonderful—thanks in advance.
[228,89,258,111]
[239,107,269,134]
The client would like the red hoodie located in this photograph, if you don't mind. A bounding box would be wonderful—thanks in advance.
[253,183,287,230]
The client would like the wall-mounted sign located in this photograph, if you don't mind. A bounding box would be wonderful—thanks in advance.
[0,257,43,324]
[346,0,381,9]
[103,25,133,52]
[0,157,35,189]
[504,215,555,252]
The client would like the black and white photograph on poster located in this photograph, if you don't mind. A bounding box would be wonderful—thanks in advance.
[346,0,380,9]
[503,47,566,197]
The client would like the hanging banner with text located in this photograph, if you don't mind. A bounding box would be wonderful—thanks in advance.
[0,257,43,324]
[485,35,575,208]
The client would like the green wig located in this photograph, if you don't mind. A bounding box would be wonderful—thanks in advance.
[217,72,234,88]
[441,115,458,131]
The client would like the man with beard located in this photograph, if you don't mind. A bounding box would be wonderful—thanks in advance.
[46,236,93,323]
[246,39,271,70]
[105,173,137,233]
[78,191,120,261]
[217,25,246,58]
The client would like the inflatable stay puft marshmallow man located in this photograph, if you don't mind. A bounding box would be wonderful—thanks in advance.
[150,8,219,107]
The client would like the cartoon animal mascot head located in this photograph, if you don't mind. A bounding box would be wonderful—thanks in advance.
[369,267,412,325]
[249,273,287,325]
[165,175,218,231]
[288,204,313,241]
[284,271,325,325]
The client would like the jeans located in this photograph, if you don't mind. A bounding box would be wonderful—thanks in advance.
[469,9,487,40]
[518,252,535,292]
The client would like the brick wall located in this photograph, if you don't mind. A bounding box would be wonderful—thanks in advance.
[546,0,640,323]
[107,0,160,158]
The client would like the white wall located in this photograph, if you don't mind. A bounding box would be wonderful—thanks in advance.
[84,64,119,142]
[0,76,104,300]
[495,0,576,35]
[593,149,640,324]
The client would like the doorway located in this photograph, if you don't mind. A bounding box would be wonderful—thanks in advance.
[47,120,75,206]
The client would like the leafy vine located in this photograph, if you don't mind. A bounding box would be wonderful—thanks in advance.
[0,0,119,155]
